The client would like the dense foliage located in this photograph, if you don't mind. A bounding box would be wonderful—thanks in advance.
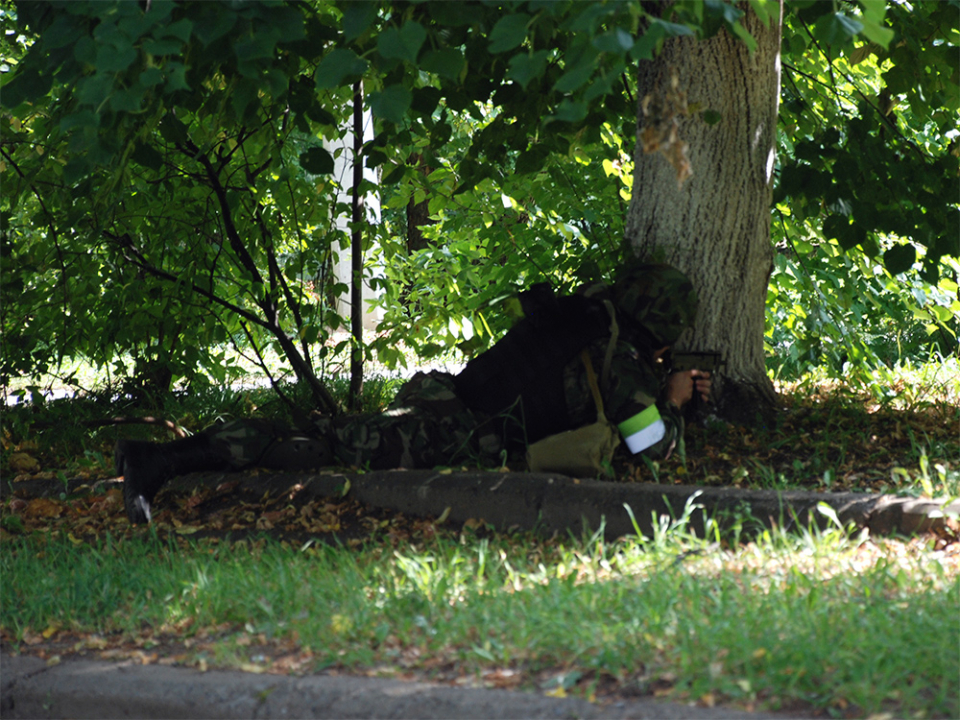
[1,0,957,402]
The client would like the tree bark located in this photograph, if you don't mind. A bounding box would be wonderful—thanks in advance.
[625,4,783,424]
[405,153,435,253]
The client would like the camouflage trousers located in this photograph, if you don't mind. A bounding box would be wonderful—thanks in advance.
[203,371,506,471]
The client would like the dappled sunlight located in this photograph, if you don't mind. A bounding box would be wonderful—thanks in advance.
[4,520,958,719]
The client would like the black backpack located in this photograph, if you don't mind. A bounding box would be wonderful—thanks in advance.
[453,285,613,447]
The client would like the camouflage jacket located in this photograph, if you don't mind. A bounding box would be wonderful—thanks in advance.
[562,334,683,461]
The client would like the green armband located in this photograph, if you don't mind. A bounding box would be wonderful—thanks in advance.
[617,404,666,454]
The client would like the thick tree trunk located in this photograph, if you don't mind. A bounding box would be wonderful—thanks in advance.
[625,4,783,424]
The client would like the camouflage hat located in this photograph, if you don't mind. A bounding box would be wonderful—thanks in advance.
[612,262,698,347]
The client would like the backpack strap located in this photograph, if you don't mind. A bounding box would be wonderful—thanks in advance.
[600,299,619,392]
[579,349,607,424]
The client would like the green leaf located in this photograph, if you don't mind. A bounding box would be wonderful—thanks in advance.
[306,103,336,126]
[814,12,863,48]
[488,14,530,54]
[368,84,411,124]
[0,67,51,108]
[748,0,778,26]
[110,83,148,112]
[515,145,550,175]
[314,48,368,89]
[299,146,334,175]
[631,23,665,61]
[235,29,281,63]
[270,6,306,43]
[651,17,696,38]
[883,244,917,275]
[161,18,194,44]
[77,73,114,107]
[44,14,85,51]
[342,0,379,41]
[164,63,190,92]
[140,67,164,87]
[453,157,488,195]
[377,21,427,64]
[382,164,406,185]
[430,121,453,146]
[822,214,848,242]
[553,58,595,93]
[59,110,100,133]
[231,80,258,120]
[548,98,588,124]
[858,17,894,48]
[592,28,633,54]
[507,50,550,88]
[730,22,758,53]
[420,48,466,79]
[97,43,138,73]
[158,112,189,144]
[143,37,183,56]
[193,10,236,46]
[132,142,164,170]
[632,18,694,61]
[411,86,441,116]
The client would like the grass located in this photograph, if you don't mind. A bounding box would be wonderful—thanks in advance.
[2,506,958,718]
[3,358,959,716]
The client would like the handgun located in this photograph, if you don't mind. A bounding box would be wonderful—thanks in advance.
[666,350,726,374]
[665,350,726,415]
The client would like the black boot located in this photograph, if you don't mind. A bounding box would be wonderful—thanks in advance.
[115,435,231,525]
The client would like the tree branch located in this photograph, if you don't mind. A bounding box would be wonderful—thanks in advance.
[792,18,929,160]
[1,146,71,360]
[107,231,269,329]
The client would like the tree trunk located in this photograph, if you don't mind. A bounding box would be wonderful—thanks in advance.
[625,4,783,424]
[405,153,434,253]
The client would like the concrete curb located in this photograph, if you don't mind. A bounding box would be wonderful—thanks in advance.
[174,469,959,540]
[1,650,808,720]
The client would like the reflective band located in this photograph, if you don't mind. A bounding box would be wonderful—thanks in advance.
[618,405,666,454]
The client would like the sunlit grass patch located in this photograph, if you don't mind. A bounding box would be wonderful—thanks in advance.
[776,356,960,411]
[3,506,958,718]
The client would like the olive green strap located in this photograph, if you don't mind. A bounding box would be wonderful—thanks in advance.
[601,299,618,391]
[580,349,607,423]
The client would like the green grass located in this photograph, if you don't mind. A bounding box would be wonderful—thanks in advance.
[4,359,958,716]
[3,507,958,718]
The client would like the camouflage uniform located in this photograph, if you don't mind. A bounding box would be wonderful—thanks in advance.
[206,372,505,470]
[203,262,697,470]
[568,262,699,461]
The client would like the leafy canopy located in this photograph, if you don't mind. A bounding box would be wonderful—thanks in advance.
[0,0,956,395]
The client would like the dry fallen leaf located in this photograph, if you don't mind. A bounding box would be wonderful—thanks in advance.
[22,498,64,519]
[9,452,40,473]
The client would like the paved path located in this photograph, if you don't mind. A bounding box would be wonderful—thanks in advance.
[1,650,810,719]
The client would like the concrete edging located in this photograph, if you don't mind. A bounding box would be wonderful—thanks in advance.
[197,470,959,540]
